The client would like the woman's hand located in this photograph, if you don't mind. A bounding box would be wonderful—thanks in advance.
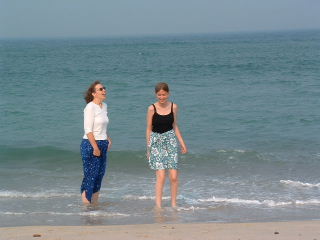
[146,146,150,160]
[93,147,101,157]
[107,137,112,151]
[180,144,188,154]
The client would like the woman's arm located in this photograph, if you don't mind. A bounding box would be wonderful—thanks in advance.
[172,103,188,154]
[146,105,154,157]
[84,105,100,156]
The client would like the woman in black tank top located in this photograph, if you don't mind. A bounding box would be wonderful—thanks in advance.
[152,102,174,133]
[146,82,188,209]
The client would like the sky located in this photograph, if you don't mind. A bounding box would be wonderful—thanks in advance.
[1,0,319,38]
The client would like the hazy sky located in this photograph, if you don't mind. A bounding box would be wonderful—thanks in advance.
[1,0,319,38]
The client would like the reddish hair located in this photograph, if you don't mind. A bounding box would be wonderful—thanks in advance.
[155,82,169,93]
[84,81,101,103]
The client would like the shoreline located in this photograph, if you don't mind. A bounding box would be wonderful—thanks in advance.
[1,220,319,240]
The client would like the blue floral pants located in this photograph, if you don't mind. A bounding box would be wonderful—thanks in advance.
[80,139,109,202]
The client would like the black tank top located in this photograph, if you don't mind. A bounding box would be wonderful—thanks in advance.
[152,103,174,134]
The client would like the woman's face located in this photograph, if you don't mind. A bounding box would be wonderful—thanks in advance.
[93,84,107,101]
[156,89,169,104]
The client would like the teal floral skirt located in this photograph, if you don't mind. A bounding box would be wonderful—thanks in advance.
[148,130,178,170]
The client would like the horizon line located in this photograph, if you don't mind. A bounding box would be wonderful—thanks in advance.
[1,28,319,41]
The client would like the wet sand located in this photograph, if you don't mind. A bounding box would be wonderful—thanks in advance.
[1,220,320,240]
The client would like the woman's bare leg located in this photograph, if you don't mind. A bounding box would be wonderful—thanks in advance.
[81,191,90,204]
[169,169,179,207]
[155,170,166,208]
[92,192,100,204]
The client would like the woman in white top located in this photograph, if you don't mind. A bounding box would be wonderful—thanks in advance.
[80,81,112,204]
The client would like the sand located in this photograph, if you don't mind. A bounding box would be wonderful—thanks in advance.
[1,221,319,240]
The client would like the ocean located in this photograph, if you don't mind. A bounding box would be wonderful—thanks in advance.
[1,30,320,227]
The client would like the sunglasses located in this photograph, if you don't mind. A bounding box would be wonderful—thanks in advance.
[96,86,106,91]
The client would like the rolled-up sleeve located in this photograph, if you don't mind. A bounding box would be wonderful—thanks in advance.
[84,105,95,135]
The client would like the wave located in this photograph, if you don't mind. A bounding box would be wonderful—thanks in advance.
[295,199,320,205]
[0,145,80,167]
[280,180,320,188]
[216,149,247,153]
[0,212,26,215]
[0,145,149,168]
[123,195,205,204]
[0,145,271,165]
[0,190,78,199]
[176,206,207,211]
[198,196,291,207]
[123,195,170,200]
[197,196,320,207]
[2,145,310,170]
[0,211,129,217]
[119,194,320,208]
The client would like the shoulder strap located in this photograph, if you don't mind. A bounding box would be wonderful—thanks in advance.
[171,102,173,113]
[152,104,157,113]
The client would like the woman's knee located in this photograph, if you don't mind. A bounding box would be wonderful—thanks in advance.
[156,170,166,182]
[170,176,178,184]
[169,171,178,183]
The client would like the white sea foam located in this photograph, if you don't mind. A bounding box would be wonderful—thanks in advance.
[217,150,227,153]
[123,195,170,200]
[179,196,200,205]
[295,199,320,205]
[234,149,246,153]
[216,149,247,153]
[77,211,130,217]
[198,196,292,207]
[0,211,27,215]
[0,211,129,217]
[176,206,206,211]
[123,194,320,208]
[0,190,78,199]
[280,180,320,188]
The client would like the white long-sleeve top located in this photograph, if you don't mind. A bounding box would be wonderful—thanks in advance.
[83,101,109,140]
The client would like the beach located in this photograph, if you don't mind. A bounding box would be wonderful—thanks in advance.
[1,221,320,240]
[1,31,320,228]
[2,0,320,236]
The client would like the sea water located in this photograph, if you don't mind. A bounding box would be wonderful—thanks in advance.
[0,30,320,226]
